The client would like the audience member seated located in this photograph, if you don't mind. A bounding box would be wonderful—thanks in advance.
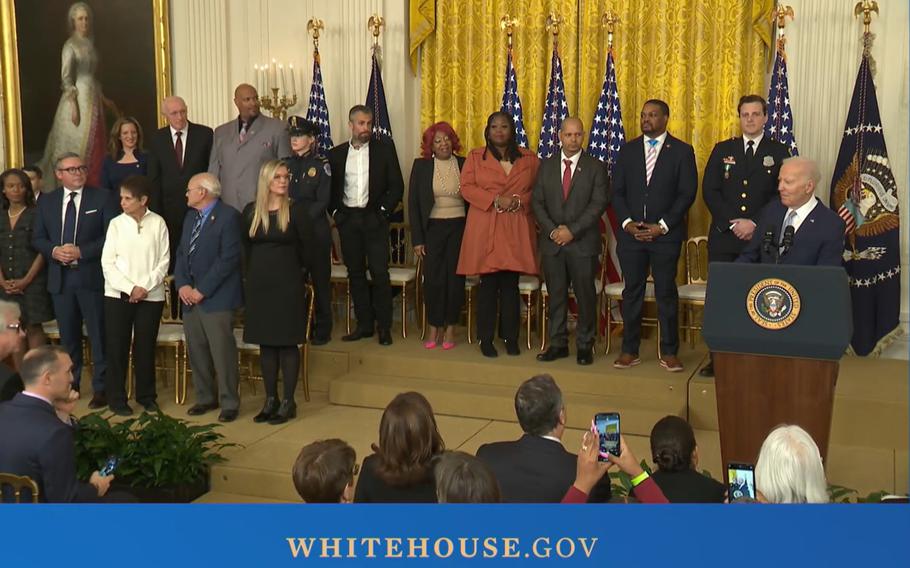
[0,300,26,401]
[354,392,444,503]
[563,432,669,504]
[755,424,829,504]
[476,374,611,502]
[0,345,113,502]
[648,415,725,503]
[292,439,357,503]
[435,451,501,503]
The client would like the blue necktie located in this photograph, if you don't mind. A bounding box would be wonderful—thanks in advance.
[61,191,77,245]
[188,210,203,259]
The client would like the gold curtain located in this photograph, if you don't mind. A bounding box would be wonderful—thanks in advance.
[421,0,773,237]
[409,0,437,73]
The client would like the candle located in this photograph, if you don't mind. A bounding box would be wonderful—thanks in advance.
[253,64,260,92]
[279,63,286,94]
[288,64,296,97]
[270,59,277,92]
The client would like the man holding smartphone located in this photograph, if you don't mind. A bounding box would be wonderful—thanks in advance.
[611,100,697,372]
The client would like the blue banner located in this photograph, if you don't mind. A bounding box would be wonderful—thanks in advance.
[2,504,907,566]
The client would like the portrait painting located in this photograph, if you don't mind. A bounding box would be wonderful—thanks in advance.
[0,0,170,186]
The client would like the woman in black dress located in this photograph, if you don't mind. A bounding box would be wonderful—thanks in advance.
[0,169,53,360]
[241,159,314,425]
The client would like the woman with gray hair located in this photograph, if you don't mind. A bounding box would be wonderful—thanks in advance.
[755,424,829,503]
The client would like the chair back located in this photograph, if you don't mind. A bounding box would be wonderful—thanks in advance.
[388,223,414,268]
[162,275,184,324]
[684,236,709,284]
[0,472,39,503]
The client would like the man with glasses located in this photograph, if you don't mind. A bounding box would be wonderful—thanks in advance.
[0,300,26,402]
[174,173,242,422]
[32,153,117,409]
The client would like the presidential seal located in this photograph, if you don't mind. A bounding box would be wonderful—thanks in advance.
[746,278,801,330]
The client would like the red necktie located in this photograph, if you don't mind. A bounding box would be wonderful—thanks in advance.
[562,159,572,200]
[174,131,184,170]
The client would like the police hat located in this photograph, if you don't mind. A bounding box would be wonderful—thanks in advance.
[288,115,320,137]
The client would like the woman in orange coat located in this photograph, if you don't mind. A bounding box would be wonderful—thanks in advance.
[456,112,539,358]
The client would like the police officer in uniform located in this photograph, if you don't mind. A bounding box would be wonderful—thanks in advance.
[701,94,790,376]
[285,116,332,344]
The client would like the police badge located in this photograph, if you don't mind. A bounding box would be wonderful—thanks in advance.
[763,156,774,167]
[307,167,317,177]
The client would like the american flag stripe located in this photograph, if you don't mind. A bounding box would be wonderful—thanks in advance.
[765,42,799,155]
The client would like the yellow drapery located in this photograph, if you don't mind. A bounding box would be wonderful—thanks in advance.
[409,0,437,73]
[420,0,774,237]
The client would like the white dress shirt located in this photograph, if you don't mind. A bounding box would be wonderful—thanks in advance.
[743,133,764,155]
[560,150,581,179]
[101,209,170,301]
[784,197,819,234]
[621,132,669,233]
[343,141,370,208]
[171,126,188,163]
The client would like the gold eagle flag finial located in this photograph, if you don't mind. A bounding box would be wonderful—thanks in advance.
[601,10,620,49]
[500,14,519,48]
[854,0,879,34]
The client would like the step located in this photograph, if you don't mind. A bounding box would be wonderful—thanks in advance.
[193,491,294,504]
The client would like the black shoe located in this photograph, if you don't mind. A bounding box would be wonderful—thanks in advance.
[269,400,297,424]
[310,336,330,346]
[378,328,393,346]
[576,348,594,366]
[342,329,374,342]
[187,403,218,416]
[253,397,280,423]
[88,392,107,409]
[142,401,160,413]
[699,361,715,377]
[218,409,238,422]
[110,404,133,417]
[480,341,498,358]
[537,346,569,362]
[504,339,520,356]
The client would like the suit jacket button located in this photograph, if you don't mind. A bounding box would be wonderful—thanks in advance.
[741,193,747,198]
[740,206,747,212]
[743,180,749,186]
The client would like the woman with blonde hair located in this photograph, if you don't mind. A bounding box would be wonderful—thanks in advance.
[241,160,315,424]
[101,116,147,194]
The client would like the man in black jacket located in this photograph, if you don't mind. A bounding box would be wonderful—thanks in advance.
[0,345,113,502]
[147,95,214,272]
[476,374,611,503]
[327,105,404,346]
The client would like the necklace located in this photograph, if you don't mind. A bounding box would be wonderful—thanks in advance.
[434,157,461,195]
[7,207,25,218]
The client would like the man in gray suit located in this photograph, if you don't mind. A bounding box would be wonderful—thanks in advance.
[532,117,609,365]
[208,83,291,210]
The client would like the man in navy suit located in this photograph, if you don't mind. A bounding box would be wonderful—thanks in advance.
[0,345,113,502]
[737,156,846,266]
[32,153,117,408]
[174,172,243,422]
[612,100,697,373]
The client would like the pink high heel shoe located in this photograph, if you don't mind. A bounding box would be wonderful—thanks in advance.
[442,341,456,350]
[424,340,438,349]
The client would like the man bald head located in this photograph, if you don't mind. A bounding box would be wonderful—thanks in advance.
[558,117,585,157]
[233,83,261,122]
[161,95,189,130]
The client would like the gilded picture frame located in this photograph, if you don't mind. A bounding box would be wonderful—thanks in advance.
[0,0,171,171]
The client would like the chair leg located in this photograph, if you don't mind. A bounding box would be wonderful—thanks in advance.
[466,288,474,344]
[420,296,427,341]
[540,294,548,352]
[126,345,134,400]
[302,344,310,402]
[401,286,408,339]
[604,298,613,355]
[345,282,352,334]
[657,322,662,360]
[177,342,187,405]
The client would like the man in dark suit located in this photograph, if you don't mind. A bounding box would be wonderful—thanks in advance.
[612,100,697,373]
[0,345,112,502]
[327,105,404,346]
[175,173,243,422]
[32,153,117,408]
[476,374,611,503]
[532,117,609,365]
[147,95,214,272]
[700,94,790,376]
[737,157,846,266]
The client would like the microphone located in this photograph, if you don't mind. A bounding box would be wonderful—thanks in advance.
[761,226,775,256]
[780,225,795,256]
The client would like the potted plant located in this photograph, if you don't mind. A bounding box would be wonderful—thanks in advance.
[74,411,236,503]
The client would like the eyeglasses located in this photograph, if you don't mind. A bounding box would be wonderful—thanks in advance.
[352,463,360,476]
[57,166,88,174]
[5,322,22,333]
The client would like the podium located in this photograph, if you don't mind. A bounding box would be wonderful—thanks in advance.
[702,263,851,474]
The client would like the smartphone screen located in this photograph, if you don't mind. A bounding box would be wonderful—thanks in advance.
[100,456,119,477]
[727,463,756,501]
[594,412,621,461]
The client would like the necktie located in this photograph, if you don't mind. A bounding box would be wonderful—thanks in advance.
[239,121,248,143]
[645,139,658,185]
[780,210,797,246]
[188,210,203,260]
[62,191,77,245]
[174,131,184,170]
[562,159,573,201]
[746,139,755,163]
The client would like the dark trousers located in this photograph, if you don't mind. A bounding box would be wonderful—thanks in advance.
[617,240,681,356]
[476,271,520,343]
[423,218,465,327]
[542,252,597,349]
[104,297,164,408]
[310,236,333,340]
[52,270,106,393]
[338,208,392,332]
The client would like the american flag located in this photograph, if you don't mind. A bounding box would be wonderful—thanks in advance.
[365,46,394,142]
[305,47,333,154]
[500,46,529,148]
[587,47,625,286]
[537,45,569,159]
[765,41,799,155]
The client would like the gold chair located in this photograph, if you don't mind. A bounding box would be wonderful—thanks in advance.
[677,236,709,348]
[330,246,352,335]
[539,234,610,352]
[518,275,541,350]
[0,472,39,503]
[603,274,660,357]
[42,322,93,382]
[387,223,420,338]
